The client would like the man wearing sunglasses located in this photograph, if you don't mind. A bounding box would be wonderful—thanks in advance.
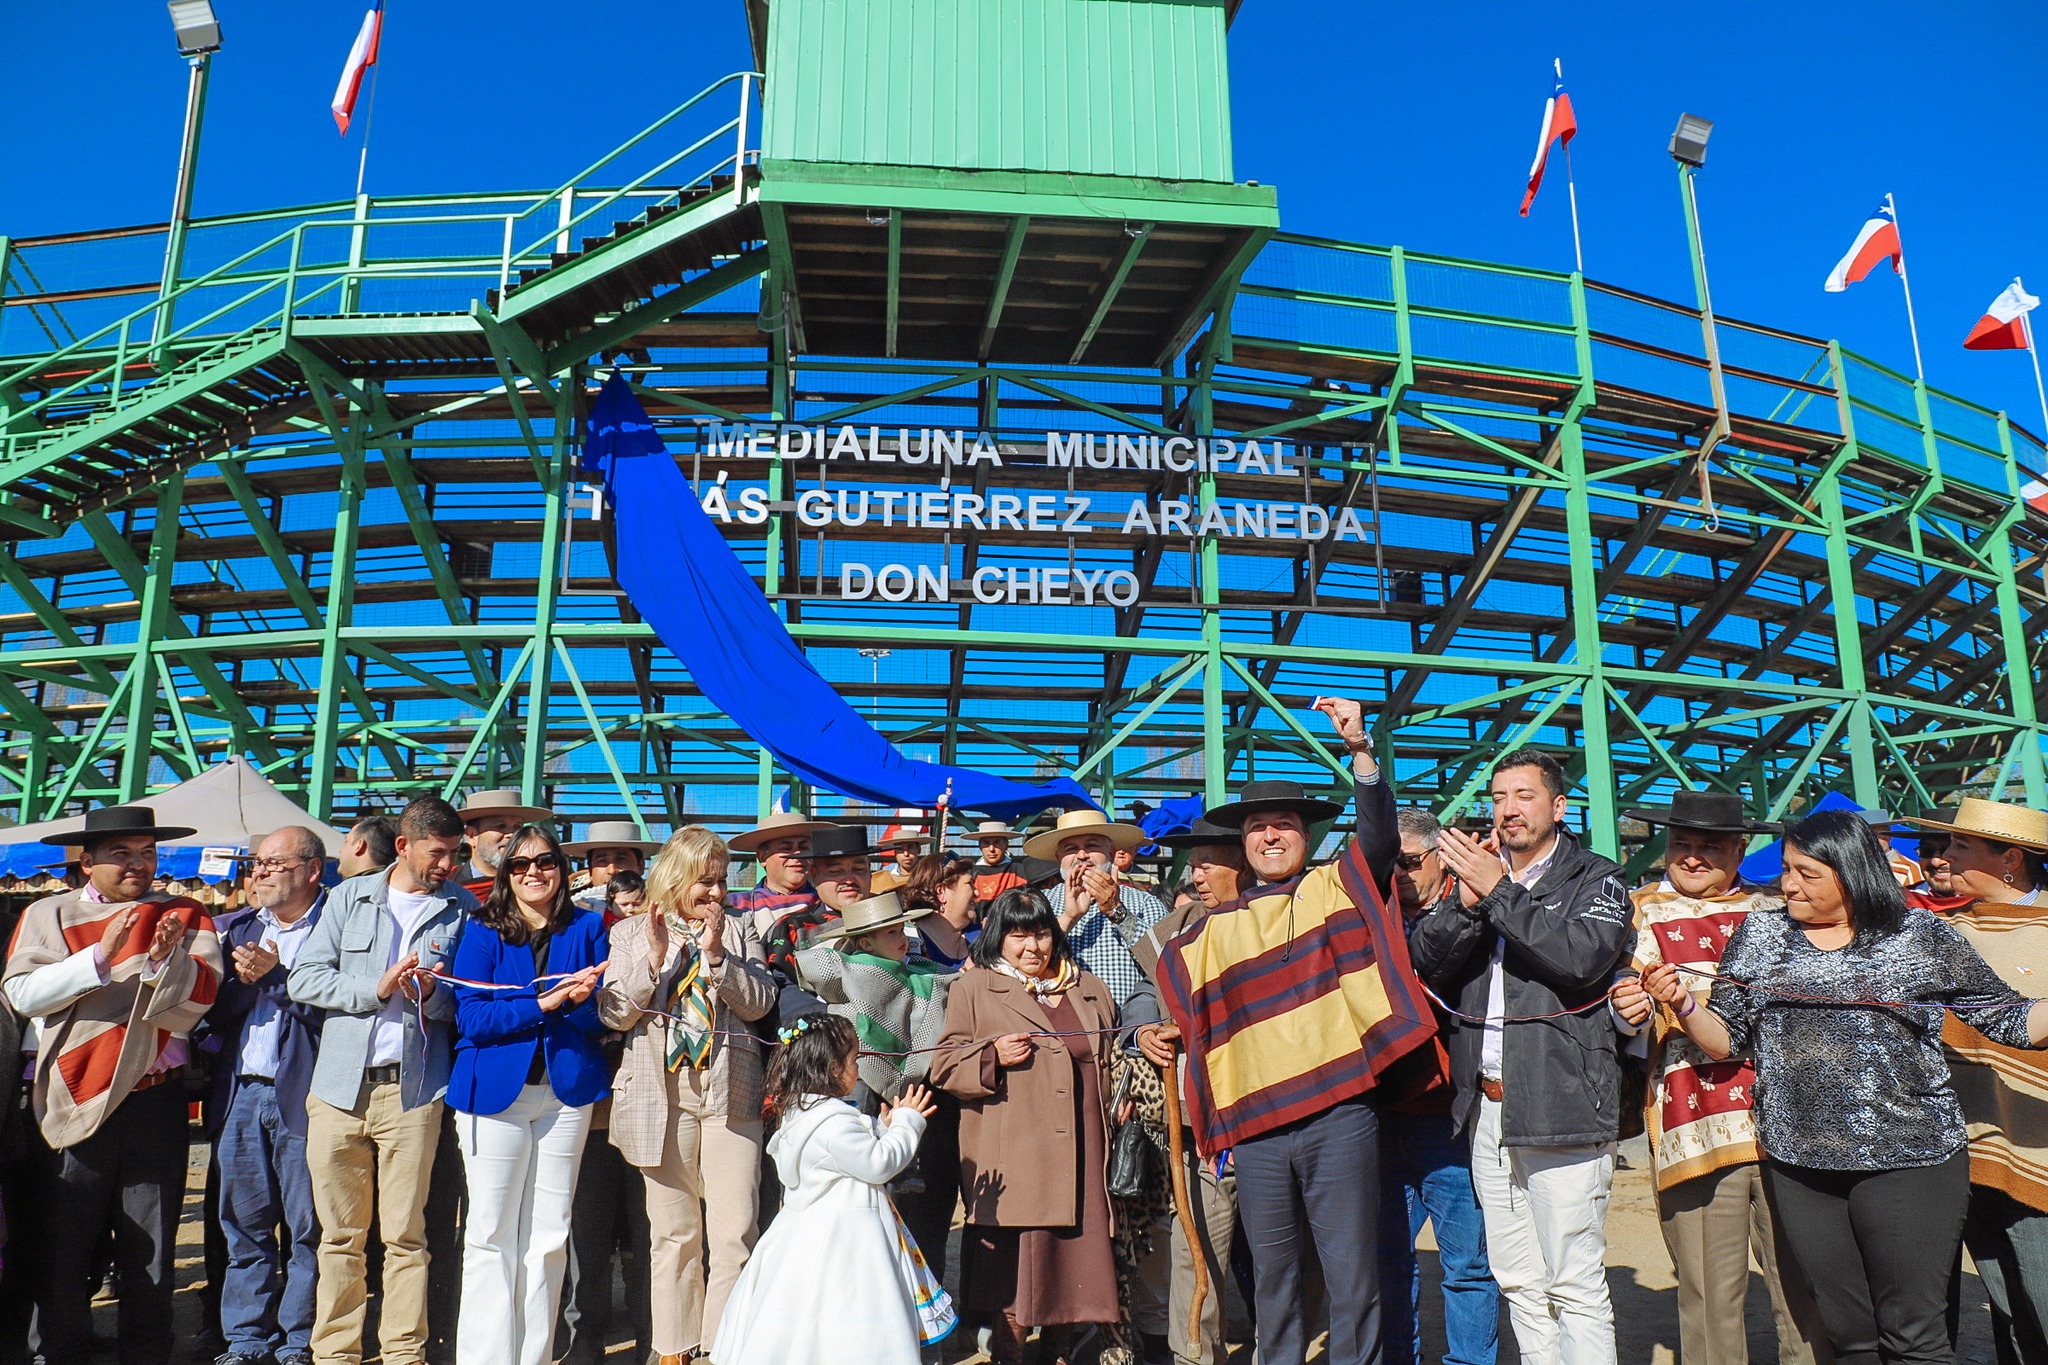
[289,797,477,1365]
[1376,809,1499,1365]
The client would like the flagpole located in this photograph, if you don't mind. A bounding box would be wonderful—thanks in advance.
[1887,191,1927,383]
[352,5,386,199]
[2023,277,2048,446]
[1558,58,1583,275]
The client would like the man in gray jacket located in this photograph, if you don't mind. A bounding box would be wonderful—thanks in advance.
[288,796,476,1365]
[1411,749,1632,1365]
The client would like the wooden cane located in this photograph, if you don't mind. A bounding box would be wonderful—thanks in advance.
[1160,1054,1210,1350]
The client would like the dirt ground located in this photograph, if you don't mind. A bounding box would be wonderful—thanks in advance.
[93,1131,2003,1363]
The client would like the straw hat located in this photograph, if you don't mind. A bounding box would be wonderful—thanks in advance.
[727,811,839,854]
[1905,797,2048,852]
[561,819,665,859]
[457,788,556,827]
[808,891,928,943]
[1021,809,1147,862]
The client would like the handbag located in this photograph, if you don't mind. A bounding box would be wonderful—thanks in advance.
[1105,1062,1151,1200]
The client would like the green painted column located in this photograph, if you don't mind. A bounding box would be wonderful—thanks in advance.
[308,427,365,818]
[522,387,569,805]
[1993,411,2047,805]
[120,478,184,801]
[1822,341,1883,805]
[1562,274,1618,856]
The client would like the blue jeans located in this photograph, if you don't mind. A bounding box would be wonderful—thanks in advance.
[1378,1109,1500,1365]
[217,1079,321,1357]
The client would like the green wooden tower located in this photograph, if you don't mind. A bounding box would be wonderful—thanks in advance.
[745,0,1277,365]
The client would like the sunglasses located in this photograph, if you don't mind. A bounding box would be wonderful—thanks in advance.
[1394,850,1436,871]
[507,853,562,877]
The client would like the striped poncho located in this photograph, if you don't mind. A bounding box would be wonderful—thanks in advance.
[795,944,956,1097]
[3,890,222,1148]
[1944,901,2048,1214]
[1157,837,1436,1153]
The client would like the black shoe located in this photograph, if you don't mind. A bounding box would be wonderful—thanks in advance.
[213,1353,272,1365]
[1137,1332,1172,1365]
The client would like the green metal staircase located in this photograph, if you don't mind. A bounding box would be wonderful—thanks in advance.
[0,71,766,540]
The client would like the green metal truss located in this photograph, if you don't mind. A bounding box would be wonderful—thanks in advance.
[2,73,2046,863]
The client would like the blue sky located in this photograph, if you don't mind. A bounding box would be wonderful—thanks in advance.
[6,0,2045,434]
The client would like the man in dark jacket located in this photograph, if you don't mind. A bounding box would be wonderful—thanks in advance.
[1411,748,1631,1365]
[210,826,329,1365]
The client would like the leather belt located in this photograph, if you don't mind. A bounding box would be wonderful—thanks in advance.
[131,1065,185,1093]
[1479,1076,1504,1103]
[363,1064,403,1084]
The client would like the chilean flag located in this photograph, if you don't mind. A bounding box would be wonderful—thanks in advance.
[1823,200,1903,293]
[331,0,383,136]
[1964,280,2040,351]
[2023,479,2048,515]
[1519,60,1578,217]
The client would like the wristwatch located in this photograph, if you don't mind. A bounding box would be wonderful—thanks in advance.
[1339,734,1374,755]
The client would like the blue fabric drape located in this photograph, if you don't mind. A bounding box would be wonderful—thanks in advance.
[583,373,1097,823]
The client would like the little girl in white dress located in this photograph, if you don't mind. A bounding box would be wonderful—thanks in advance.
[712,1013,956,1365]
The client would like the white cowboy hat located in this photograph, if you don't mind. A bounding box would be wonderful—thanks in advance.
[457,788,556,827]
[1905,797,2048,853]
[728,811,840,854]
[971,821,1021,839]
[561,819,665,859]
[807,891,930,943]
[1021,808,1147,862]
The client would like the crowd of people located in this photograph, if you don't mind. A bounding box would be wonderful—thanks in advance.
[4,697,2048,1365]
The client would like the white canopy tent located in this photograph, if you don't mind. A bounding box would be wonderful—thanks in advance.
[0,756,347,877]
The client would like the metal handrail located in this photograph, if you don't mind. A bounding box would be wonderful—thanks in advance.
[0,69,761,421]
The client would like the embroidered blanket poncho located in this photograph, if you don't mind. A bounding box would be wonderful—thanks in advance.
[1627,883,1775,1191]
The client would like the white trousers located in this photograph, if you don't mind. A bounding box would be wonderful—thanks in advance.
[1470,1096,1617,1365]
[454,1084,593,1365]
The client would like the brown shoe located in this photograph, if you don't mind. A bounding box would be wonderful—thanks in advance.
[987,1313,1035,1365]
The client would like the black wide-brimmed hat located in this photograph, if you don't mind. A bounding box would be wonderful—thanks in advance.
[1151,815,1247,851]
[41,804,196,846]
[806,824,878,860]
[1621,790,1778,835]
[1206,780,1344,830]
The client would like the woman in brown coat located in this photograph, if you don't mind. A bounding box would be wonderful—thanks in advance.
[929,889,1119,1364]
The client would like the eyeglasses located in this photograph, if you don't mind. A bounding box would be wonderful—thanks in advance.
[1394,850,1437,871]
[507,853,562,876]
[251,858,307,874]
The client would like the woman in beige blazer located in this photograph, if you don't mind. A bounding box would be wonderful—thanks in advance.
[598,826,778,1365]
[930,889,1120,1365]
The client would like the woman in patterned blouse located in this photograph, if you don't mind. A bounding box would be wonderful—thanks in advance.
[1644,809,2048,1365]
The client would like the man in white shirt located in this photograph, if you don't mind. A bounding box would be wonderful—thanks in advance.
[289,798,475,1365]
[211,826,330,1365]
[1412,750,1633,1365]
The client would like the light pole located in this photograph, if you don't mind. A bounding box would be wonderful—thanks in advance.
[858,647,890,718]
[157,1,222,366]
[1670,114,1731,470]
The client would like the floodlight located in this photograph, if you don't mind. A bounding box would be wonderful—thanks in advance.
[167,0,222,56]
[1669,114,1713,168]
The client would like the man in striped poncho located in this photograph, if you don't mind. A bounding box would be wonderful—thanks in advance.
[3,803,223,1365]
[1150,699,1438,1365]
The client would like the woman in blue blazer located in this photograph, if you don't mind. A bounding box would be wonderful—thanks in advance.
[447,823,611,1365]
